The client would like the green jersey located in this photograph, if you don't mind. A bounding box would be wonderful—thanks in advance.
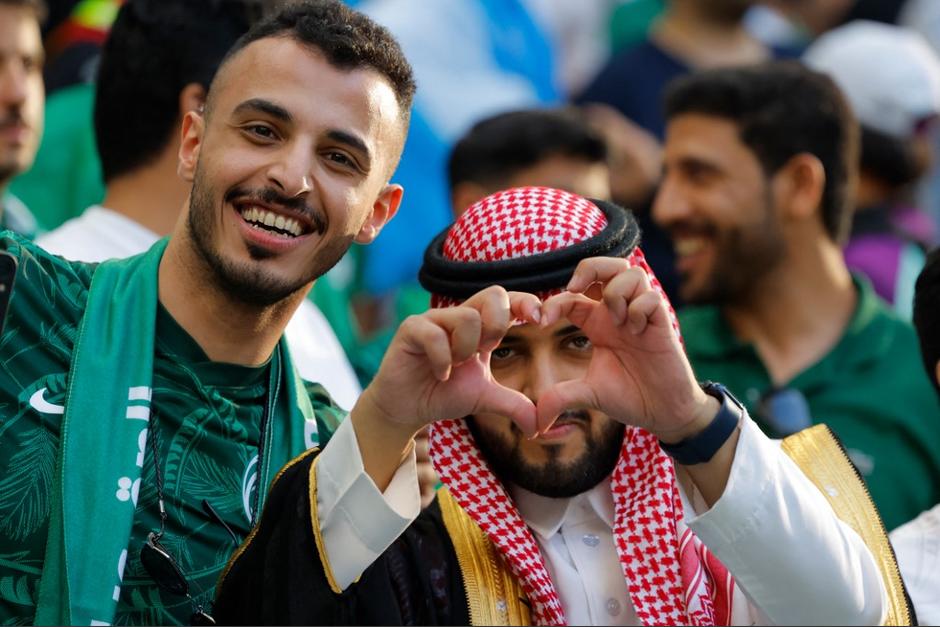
[681,276,940,531]
[0,235,344,625]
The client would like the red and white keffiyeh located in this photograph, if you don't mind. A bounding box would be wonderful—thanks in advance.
[426,187,735,626]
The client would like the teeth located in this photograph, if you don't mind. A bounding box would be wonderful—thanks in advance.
[675,238,705,257]
[240,206,305,237]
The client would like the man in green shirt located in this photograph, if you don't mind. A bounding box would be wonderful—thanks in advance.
[652,61,940,531]
[0,1,414,624]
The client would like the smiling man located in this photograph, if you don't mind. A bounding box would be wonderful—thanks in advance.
[0,0,44,236]
[654,61,940,531]
[0,1,413,624]
[214,186,906,626]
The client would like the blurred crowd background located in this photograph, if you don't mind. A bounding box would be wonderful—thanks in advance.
[11,0,940,387]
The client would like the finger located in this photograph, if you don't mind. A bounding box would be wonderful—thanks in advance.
[399,315,459,381]
[476,382,538,438]
[566,257,631,294]
[507,291,542,326]
[446,308,483,364]
[626,290,671,336]
[602,267,651,326]
[414,426,431,463]
[535,380,600,436]
[540,291,597,328]
[462,286,511,352]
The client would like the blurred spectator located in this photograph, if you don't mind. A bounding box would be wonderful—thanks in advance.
[0,0,44,237]
[35,0,361,412]
[349,0,560,304]
[8,0,121,231]
[891,246,940,626]
[744,0,855,51]
[654,61,940,530]
[577,0,797,305]
[804,20,940,318]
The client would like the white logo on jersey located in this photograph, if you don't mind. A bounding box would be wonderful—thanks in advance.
[29,388,65,414]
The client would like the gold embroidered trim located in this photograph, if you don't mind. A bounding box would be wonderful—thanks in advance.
[437,488,531,626]
[781,425,912,626]
[308,454,346,594]
[217,446,320,590]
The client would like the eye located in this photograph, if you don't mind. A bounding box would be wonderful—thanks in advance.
[244,124,277,141]
[490,346,517,362]
[565,335,592,352]
[325,151,356,169]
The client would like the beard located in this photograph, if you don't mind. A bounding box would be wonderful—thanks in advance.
[678,189,786,306]
[186,163,354,307]
[466,411,625,498]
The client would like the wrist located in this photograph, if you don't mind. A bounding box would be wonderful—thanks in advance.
[656,391,721,445]
[658,382,743,465]
[352,388,421,452]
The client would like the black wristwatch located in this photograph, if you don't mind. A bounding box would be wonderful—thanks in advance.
[658,382,743,465]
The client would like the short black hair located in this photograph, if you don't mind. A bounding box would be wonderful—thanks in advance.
[859,126,927,190]
[448,108,607,189]
[914,248,940,391]
[0,0,46,22]
[664,60,859,243]
[218,0,415,122]
[95,0,259,183]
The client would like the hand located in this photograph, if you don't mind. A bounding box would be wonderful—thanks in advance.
[537,257,718,442]
[580,103,662,208]
[358,286,543,440]
[414,426,439,509]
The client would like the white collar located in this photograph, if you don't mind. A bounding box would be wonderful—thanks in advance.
[510,478,616,541]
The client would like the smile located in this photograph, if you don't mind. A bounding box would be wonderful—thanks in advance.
[239,206,305,238]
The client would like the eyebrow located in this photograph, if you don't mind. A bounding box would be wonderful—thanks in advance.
[554,324,581,337]
[232,98,293,123]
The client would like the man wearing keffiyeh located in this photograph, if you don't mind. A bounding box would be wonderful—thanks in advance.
[215,187,907,626]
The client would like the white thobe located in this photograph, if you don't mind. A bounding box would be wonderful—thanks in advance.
[890,504,940,625]
[315,415,887,625]
[36,205,362,409]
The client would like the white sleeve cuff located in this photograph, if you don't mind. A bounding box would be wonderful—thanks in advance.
[314,417,421,590]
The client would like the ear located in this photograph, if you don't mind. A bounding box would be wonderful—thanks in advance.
[179,82,207,117]
[354,183,403,244]
[773,153,826,223]
[177,110,205,183]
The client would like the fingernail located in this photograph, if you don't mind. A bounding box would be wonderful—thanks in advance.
[532,309,541,324]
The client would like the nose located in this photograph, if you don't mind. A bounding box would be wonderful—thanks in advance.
[522,355,567,404]
[0,59,28,108]
[651,174,690,229]
[265,141,314,198]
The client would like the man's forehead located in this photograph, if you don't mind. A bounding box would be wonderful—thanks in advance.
[0,5,42,54]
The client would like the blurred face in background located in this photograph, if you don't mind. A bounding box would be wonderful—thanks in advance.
[653,113,787,305]
[0,4,44,186]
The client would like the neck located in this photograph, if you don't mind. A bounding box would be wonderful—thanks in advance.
[158,220,309,366]
[0,179,9,217]
[653,1,769,69]
[722,235,856,385]
[101,145,189,237]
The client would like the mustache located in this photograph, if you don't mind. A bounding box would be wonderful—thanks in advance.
[225,185,327,235]
[554,409,591,424]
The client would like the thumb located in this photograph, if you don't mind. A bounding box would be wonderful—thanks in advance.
[476,381,538,438]
[536,380,599,435]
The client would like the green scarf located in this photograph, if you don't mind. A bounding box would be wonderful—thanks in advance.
[34,239,319,625]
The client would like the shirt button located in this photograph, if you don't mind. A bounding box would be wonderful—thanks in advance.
[581,533,600,547]
[606,598,621,616]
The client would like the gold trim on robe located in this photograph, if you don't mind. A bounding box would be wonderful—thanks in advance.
[781,424,913,626]
[438,488,531,626]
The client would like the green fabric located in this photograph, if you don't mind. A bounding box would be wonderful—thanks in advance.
[8,83,104,231]
[608,0,665,52]
[681,276,940,530]
[0,232,344,625]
